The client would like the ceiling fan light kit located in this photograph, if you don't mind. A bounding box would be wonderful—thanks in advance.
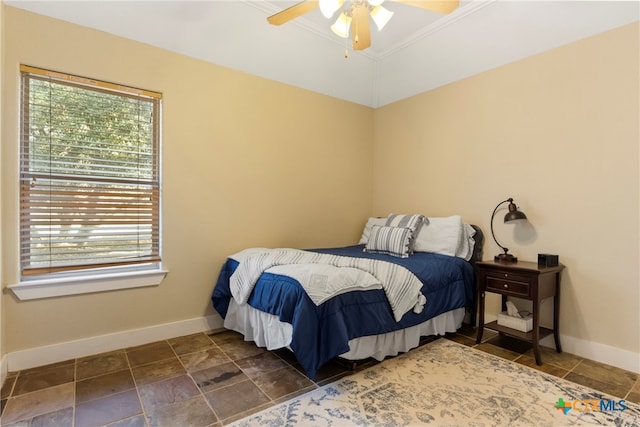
[267,0,460,55]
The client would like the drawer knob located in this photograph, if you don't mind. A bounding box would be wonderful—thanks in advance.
[504,273,509,278]
[503,284,508,289]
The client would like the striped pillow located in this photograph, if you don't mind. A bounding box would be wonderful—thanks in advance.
[364,225,413,258]
[385,213,427,232]
[385,214,427,253]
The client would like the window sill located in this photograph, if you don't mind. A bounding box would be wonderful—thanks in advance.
[8,268,168,300]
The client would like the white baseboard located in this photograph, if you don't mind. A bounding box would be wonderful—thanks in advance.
[7,315,224,372]
[540,334,639,373]
[6,315,638,375]
[484,313,639,373]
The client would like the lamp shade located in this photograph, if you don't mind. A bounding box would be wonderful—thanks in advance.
[331,12,352,38]
[319,0,343,18]
[504,201,527,223]
[370,5,394,31]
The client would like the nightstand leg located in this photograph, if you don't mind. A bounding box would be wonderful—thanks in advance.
[553,275,562,353]
[532,298,541,365]
[476,291,485,344]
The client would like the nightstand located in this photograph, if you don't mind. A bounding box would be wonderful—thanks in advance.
[475,260,565,365]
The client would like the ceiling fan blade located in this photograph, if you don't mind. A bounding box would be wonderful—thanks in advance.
[351,5,371,51]
[267,1,319,26]
[393,0,460,14]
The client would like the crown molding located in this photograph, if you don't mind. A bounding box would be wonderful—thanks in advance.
[376,0,495,58]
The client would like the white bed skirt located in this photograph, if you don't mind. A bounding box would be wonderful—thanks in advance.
[224,300,465,362]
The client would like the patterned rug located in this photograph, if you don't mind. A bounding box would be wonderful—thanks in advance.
[231,339,639,426]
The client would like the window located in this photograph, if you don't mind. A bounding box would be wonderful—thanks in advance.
[19,65,162,279]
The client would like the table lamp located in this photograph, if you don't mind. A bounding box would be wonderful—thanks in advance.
[491,197,527,262]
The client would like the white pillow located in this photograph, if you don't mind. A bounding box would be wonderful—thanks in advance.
[414,215,463,256]
[358,217,387,244]
[456,223,477,261]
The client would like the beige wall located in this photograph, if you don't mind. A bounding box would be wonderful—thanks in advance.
[1,7,373,353]
[1,6,638,370]
[373,23,639,357]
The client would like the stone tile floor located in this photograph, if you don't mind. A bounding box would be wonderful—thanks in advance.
[1,326,638,426]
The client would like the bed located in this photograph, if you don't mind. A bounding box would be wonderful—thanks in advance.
[211,215,484,379]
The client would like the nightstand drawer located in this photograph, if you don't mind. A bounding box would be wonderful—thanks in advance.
[486,273,530,297]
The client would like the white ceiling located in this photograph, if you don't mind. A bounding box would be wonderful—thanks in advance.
[5,0,639,107]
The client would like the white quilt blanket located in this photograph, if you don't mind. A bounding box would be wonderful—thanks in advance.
[229,248,426,322]
[268,263,382,305]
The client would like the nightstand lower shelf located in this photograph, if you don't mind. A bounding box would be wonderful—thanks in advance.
[483,320,553,343]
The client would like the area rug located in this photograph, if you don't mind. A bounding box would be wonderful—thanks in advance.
[231,339,639,426]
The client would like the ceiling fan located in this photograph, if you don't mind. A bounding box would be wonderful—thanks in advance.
[267,0,460,52]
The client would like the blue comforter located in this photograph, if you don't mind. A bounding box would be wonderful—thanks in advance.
[211,245,474,379]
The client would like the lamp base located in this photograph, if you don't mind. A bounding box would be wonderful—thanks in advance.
[494,253,518,263]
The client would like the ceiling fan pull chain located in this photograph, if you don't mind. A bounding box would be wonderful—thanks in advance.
[344,35,349,58]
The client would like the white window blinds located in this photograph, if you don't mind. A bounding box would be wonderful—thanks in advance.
[20,65,162,276]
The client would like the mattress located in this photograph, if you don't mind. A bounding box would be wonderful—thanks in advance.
[212,244,475,378]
